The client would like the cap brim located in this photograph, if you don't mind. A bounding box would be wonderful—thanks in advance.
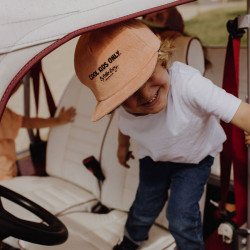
[91,52,158,121]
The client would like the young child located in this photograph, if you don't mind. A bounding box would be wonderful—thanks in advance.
[74,19,250,250]
[0,106,76,181]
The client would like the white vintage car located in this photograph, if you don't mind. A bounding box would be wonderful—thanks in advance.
[0,0,249,249]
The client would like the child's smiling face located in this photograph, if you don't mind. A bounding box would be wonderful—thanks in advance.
[122,62,170,116]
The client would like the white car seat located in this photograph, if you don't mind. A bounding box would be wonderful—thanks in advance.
[1,78,110,247]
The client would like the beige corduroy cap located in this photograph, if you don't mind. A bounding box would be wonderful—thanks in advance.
[74,19,161,121]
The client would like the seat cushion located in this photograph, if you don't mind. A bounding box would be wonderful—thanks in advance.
[1,176,98,217]
[19,210,175,250]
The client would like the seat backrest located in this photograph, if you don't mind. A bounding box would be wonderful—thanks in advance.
[46,75,112,199]
[100,111,140,211]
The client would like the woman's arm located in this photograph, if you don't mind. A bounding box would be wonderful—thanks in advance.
[21,107,76,129]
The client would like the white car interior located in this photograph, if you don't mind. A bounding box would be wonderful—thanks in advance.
[2,76,177,249]
[1,55,207,249]
[0,0,249,248]
[1,28,219,250]
[0,24,225,250]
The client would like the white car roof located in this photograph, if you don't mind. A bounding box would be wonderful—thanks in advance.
[0,0,193,115]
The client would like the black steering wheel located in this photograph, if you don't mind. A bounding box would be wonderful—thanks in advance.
[0,185,68,246]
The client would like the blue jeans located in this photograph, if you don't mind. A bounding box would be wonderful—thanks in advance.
[125,155,214,250]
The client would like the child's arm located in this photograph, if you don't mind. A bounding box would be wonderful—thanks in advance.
[231,102,250,133]
[21,107,76,129]
[117,129,134,168]
[245,132,250,145]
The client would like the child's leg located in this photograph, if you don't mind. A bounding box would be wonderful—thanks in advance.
[125,156,171,244]
[167,155,214,250]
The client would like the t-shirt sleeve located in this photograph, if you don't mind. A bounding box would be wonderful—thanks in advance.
[185,72,241,123]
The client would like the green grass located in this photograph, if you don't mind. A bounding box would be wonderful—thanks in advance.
[184,6,247,46]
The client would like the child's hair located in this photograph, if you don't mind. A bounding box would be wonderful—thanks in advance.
[157,37,174,69]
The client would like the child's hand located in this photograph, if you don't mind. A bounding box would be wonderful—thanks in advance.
[57,107,76,125]
[245,131,250,145]
[117,145,134,168]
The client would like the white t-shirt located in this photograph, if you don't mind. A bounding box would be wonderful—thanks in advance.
[119,62,241,164]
